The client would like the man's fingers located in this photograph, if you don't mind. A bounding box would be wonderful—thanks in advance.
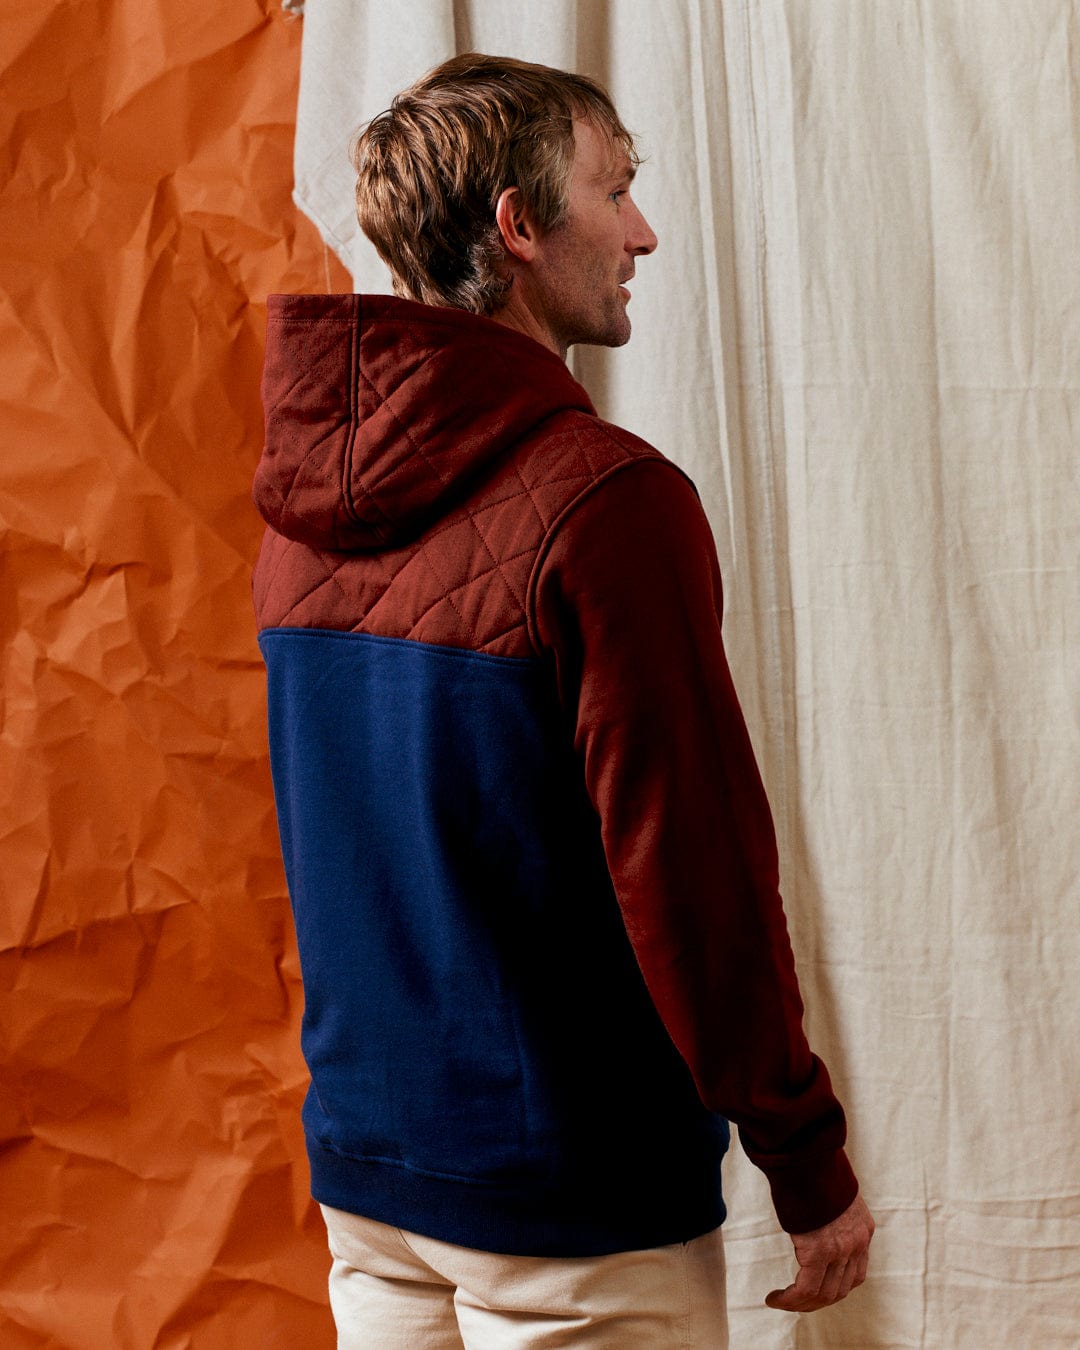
[765,1261,830,1312]
[765,1255,863,1312]
[764,1285,795,1311]
[764,1282,801,1312]
[836,1258,858,1301]
[819,1256,851,1305]
[765,1284,828,1313]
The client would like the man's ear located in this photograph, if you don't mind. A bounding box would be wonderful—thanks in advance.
[495,187,538,264]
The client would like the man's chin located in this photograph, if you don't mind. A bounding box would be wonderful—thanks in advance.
[570,317,633,351]
[606,318,633,348]
[568,331,632,353]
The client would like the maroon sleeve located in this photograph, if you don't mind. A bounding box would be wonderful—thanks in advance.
[531,456,858,1234]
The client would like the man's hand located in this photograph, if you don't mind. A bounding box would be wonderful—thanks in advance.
[765,1193,875,1313]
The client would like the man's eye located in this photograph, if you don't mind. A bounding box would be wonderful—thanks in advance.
[610,190,626,203]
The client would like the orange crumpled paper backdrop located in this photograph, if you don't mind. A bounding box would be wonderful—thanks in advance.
[0,3,349,1344]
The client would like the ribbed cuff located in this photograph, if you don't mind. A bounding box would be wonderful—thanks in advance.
[763,1147,859,1234]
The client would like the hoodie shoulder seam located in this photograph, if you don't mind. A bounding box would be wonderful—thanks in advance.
[523,447,698,654]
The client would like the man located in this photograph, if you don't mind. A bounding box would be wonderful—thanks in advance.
[253,52,873,1348]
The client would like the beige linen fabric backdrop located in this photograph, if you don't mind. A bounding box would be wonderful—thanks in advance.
[290,2,1080,1346]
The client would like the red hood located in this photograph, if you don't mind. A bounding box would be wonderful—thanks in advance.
[253,293,595,551]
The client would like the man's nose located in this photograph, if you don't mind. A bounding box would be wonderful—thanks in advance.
[627,200,658,256]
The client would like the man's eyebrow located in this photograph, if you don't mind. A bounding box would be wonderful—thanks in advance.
[595,159,637,186]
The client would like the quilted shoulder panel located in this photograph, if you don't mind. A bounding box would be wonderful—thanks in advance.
[252,411,665,658]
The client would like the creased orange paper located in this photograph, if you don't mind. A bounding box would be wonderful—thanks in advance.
[0,2,349,1345]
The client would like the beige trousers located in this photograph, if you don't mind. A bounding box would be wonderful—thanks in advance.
[320,1204,728,1349]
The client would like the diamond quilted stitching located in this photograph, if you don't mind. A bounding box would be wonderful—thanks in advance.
[253,412,664,660]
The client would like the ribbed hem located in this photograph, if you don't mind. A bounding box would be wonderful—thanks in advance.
[307,1136,727,1258]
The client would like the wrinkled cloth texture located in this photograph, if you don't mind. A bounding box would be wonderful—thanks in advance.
[292,2,1080,1347]
[0,2,348,1346]
[251,293,856,1252]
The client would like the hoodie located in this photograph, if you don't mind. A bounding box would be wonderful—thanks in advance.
[252,292,857,1257]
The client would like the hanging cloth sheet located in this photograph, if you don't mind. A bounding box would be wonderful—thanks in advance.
[290,4,1080,1347]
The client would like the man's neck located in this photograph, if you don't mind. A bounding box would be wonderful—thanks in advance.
[490,288,567,361]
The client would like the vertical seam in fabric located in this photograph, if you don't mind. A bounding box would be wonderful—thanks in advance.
[341,293,363,525]
[681,1242,693,1348]
[734,0,793,843]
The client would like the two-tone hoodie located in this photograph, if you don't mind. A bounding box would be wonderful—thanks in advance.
[252,293,857,1258]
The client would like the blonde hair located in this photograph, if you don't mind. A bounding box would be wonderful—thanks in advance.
[352,52,639,315]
